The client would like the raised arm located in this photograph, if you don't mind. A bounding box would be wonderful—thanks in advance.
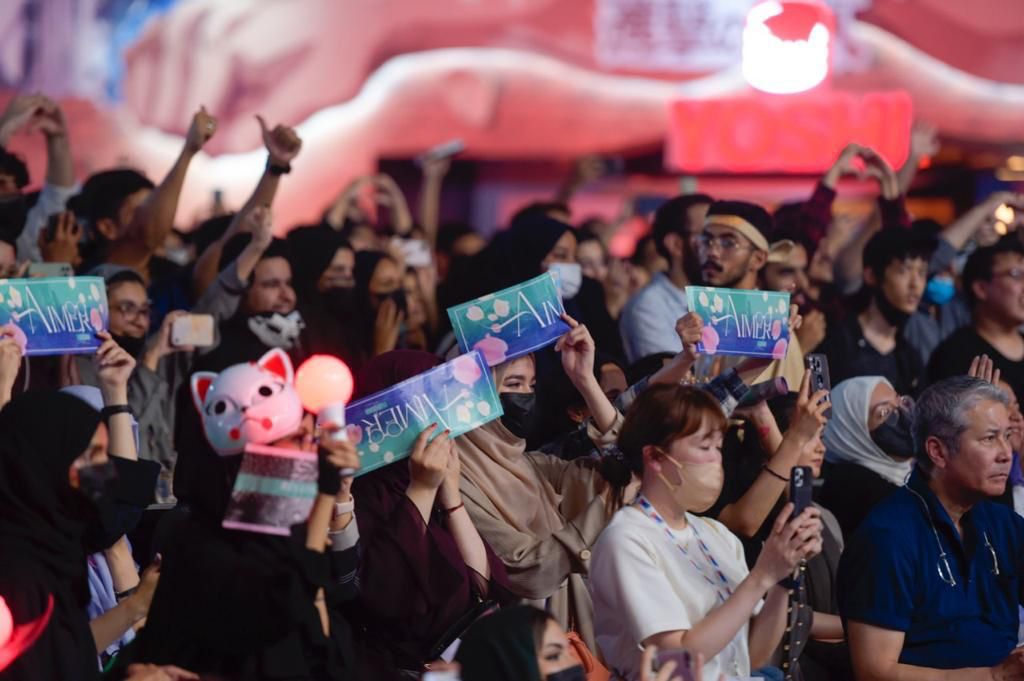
[94,331,139,461]
[192,117,300,295]
[418,155,451,247]
[897,122,940,195]
[0,324,24,409]
[942,192,1024,253]
[557,315,618,435]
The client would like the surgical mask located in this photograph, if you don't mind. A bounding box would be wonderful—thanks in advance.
[657,454,724,513]
[549,262,582,299]
[871,408,915,460]
[163,246,192,267]
[111,333,146,359]
[499,392,540,440]
[248,310,305,350]
[925,276,955,306]
[546,666,586,681]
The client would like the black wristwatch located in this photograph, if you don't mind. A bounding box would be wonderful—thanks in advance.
[267,160,292,176]
[101,404,133,419]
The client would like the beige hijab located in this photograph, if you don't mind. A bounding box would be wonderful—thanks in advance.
[456,357,565,537]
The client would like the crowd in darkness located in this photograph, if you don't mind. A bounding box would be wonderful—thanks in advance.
[2,93,1024,681]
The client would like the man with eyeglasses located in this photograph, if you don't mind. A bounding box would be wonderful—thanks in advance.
[837,376,1024,680]
[928,237,1024,402]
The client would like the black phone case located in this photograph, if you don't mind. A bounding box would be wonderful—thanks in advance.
[790,465,813,520]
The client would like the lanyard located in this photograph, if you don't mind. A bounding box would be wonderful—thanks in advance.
[635,496,734,604]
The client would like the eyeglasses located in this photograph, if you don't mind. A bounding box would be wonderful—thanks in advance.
[991,268,1024,282]
[698,233,754,255]
[112,300,152,321]
[907,485,1000,588]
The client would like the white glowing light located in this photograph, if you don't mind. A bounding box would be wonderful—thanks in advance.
[742,1,831,95]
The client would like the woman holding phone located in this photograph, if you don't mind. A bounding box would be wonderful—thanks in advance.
[589,384,823,681]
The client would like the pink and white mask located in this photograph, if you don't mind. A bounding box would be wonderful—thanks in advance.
[190,348,304,456]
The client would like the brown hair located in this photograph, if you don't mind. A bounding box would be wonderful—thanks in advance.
[617,384,727,476]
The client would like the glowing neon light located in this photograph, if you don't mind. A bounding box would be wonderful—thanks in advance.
[742,1,834,95]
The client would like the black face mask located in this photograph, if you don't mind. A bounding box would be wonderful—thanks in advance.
[871,408,915,460]
[546,666,586,681]
[874,287,911,328]
[324,286,356,314]
[77,461,127,551]
[0,193,28,233]
[111,333,146,359]
[499,392,540,440]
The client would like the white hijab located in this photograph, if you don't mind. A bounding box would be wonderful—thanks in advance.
[823,376,913,486]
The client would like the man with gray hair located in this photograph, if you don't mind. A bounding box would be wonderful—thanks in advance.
[836,376,1024,680]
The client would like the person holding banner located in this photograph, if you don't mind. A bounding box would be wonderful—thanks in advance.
[348,350,516,679]
[457,316,638,654]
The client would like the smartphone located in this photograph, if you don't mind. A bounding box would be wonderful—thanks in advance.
[804,353,832,416]
[27,262,74,278]
[171,314,215,348]
[422,671,461,681]
[737,377,789,409]
[399,238,432,268]
[416,139,465,167]
[654,648,697,681]
[790,465,813,520]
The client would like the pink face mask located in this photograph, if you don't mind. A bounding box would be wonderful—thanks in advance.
[191,348,305,456]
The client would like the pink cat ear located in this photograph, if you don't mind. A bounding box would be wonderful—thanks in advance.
[257,348,294,384]
[191,372,217,414]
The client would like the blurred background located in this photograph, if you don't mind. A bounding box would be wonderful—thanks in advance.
[1,0,1022,249]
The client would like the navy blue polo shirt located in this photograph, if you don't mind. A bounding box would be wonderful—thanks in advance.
[837,468,1024,669]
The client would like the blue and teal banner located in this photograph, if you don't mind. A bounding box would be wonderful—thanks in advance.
[344,351,503,476]
[0,277,108,356]
[685,286,791,359]
[448,272,570,366]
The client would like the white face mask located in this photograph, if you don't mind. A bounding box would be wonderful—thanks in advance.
[247,310,305,350]
[549,262,583,299]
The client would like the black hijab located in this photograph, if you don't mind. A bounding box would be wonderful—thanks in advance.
[456,606,545,681]
[0,391,104,680]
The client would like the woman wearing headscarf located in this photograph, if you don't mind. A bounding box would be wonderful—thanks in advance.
[0,391,114,680]
[456,317,636,653]
[134,349,361,680]
[346,351,515,679]
[287,225,361,367]
[818,376,917,538]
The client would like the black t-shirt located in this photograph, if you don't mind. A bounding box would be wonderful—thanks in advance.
[818,314,924,396]
[927,326,1024,399]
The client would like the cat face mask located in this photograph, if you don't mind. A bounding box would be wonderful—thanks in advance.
[190,348,304,456]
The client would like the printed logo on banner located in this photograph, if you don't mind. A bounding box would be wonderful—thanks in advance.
[222,444,318,536]
[685,286,791,359]
[0,277,108,356]
[344,351,503,476]
[447,272,570,366]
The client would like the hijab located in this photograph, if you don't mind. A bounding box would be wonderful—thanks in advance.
[287,225,350,298]
[823,376,913,486]
[456,606,544,681]
[456,359,564,537]
[0,391,104,680]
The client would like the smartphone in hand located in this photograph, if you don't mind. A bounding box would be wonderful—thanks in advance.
[737,377,789,409]
[789,465,813,520]
[804,353,832,417]
[171,314,215,348]
[654,648,697,681]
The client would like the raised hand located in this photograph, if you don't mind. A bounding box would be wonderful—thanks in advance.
[968,354,1001,386]
[184,106,217,154]
[245,204,275,250]
[555,314,596,389]
[256,115,302,166]
[823,143,864,188]
[408,424,454,493]
[0,93,47,141]
[675,312,703,364]
[38,211,82,267]
[31,97,68,139]
[94,331,137,402]
[753,503,823,585]
[317,422,360,496]
[0,323,24,406]
[789,370,830,444]
[859,146,900,199]
[373,298,404,356]
[909,121,940,159]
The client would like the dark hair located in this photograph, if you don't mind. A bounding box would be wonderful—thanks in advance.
[510,201,571,226]
[862,227,937,281]
[217,233,290,278]
[105,269,147,292]
[962,236,1024,309]
[617,384,727,475]
[436,221,477,254]
[69,169,155,226]
[0,147,29,189]
[625,352,676,386]
[652,193,714,262]
[191,214,236,254]
[705,200,773,242]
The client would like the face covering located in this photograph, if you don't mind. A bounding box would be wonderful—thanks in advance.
[0,193,28,233]
[870,408,915,460]
[77,460,118,503]
[499,392,540,440]
[248,310,305,349]
[925,276,955,306]
[549,262,583,299]
[657,454,724,513]
[111,333,146,359]
[546,666,586,681]
[874,287,912,328]
[162,246,192,267]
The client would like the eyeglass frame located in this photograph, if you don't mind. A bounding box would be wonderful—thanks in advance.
[111,300,153,322]
[697,231,756,256]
